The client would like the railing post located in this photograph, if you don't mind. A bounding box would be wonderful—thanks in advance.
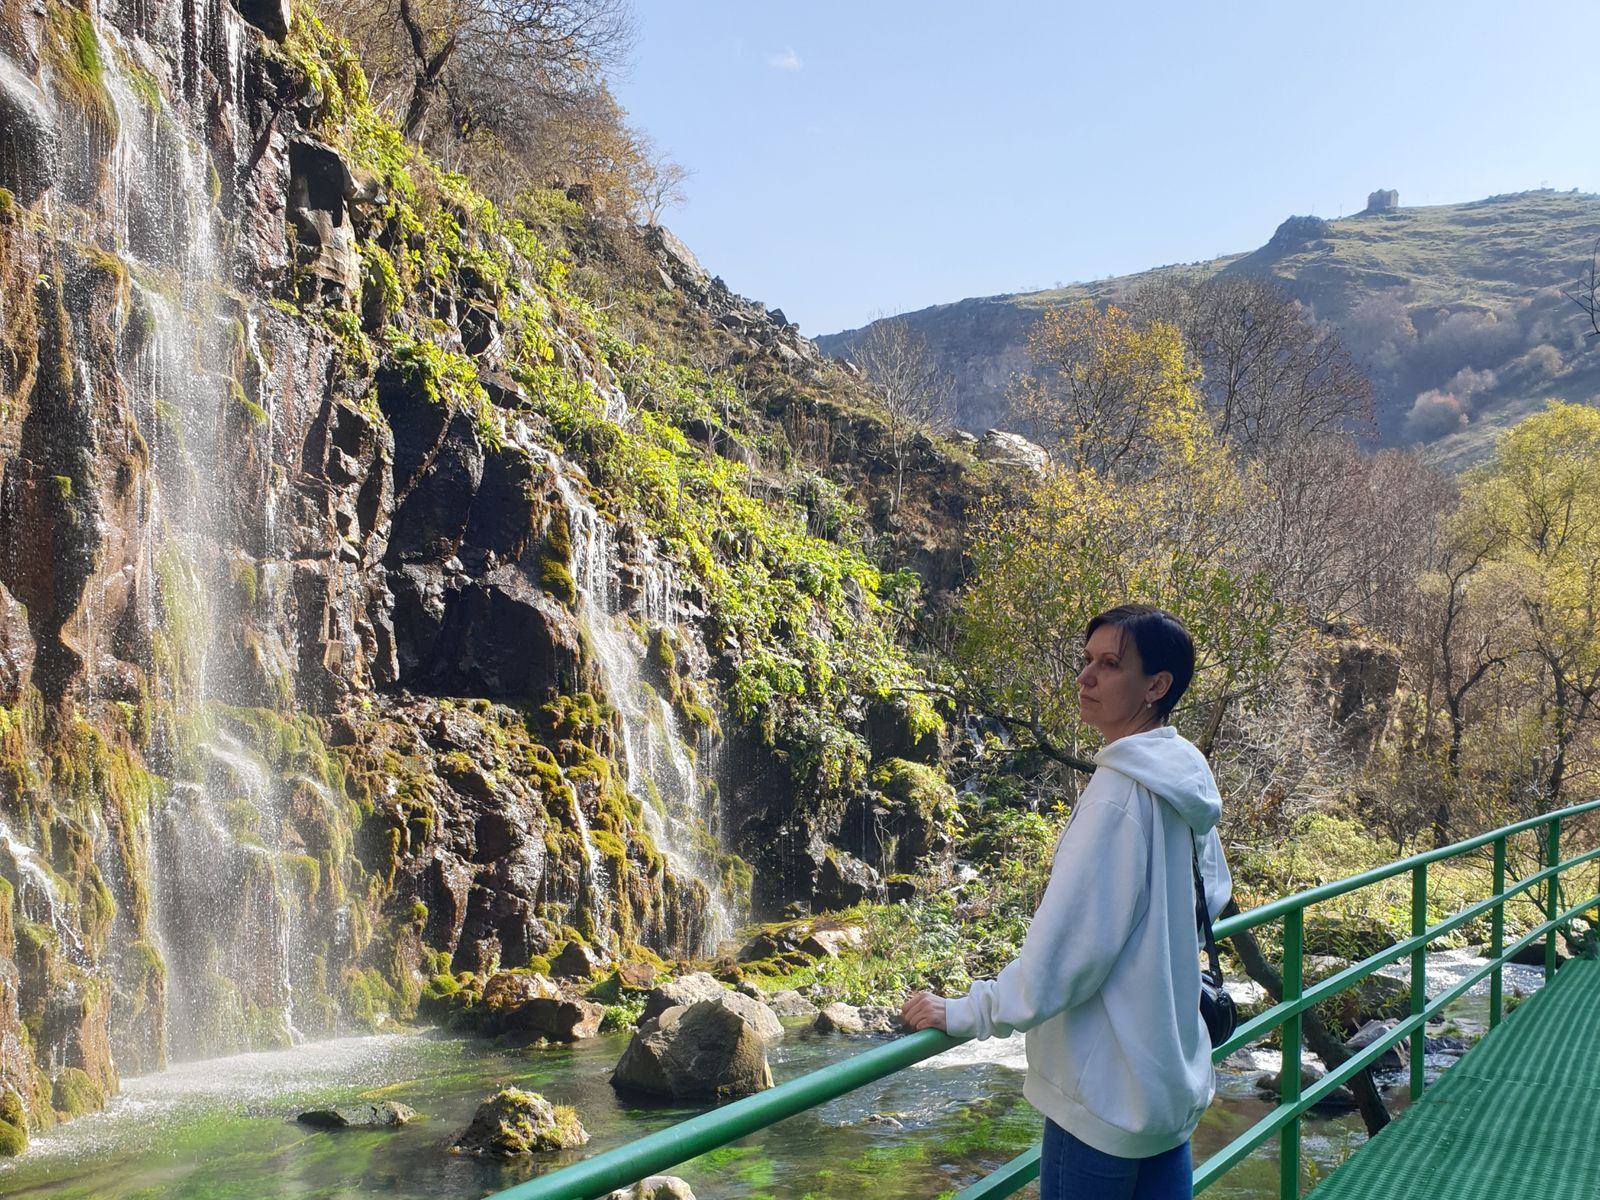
[1279,906,1303,1200]
[1410,862,1427,1102]
[1490,834,1506,1029]
[1545,817,1562,980]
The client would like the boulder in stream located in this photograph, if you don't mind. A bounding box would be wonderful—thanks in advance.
[640,971,726,1022]
[453,1088,589,1156]
[610,999,774,1101]
[297,1102,416,1129]
[813,1003,901,1035]
[495,996,606,1041]
[766,989,819,1018]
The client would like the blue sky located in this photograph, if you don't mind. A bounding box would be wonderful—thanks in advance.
[614,2,1600,337]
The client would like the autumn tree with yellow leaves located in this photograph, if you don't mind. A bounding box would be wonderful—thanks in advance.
[1450,401,1600,809]
[1008,301,1203,476]
[957,331,1285,767]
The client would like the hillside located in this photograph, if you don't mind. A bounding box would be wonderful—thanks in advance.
[820,190,1600,468]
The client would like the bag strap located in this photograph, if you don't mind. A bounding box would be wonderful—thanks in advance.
[1191,831,1224,982]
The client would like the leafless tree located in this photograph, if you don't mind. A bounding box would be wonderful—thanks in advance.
[324,0,650,206]
[1566,238,1600,339]
[1239,439,1452,642]
[1410,526,1518,845]
[637,148,690,223]
[1129,274,1376,454]
[853,317,954,512]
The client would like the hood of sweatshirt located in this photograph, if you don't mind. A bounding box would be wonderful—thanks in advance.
[1094,726,1221,834]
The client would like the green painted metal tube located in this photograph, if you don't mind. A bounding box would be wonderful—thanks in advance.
[487,1028,961,1200]
[949,1145,1041,1200]
[1491,835,1506,1028]
[1545,819,1562,979]
[1279,908,1303,1200]
[486,801,1600,1200]
[1212,799,1600,941]
[1410,862,1427,1102]
[1208,843,1600,1061]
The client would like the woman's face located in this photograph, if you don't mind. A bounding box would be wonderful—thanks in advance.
[1077,625,1169,742]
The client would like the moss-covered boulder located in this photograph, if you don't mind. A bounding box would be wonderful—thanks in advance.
[550,940,606,980]
[492,996,605,1041]
[51,1067,105,1119]
[0,1087,27,1157]
[453,1088,588,1156]
[849,758,956,875]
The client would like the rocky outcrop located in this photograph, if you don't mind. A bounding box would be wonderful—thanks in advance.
[975,430,1049,475]
[0,56,57,208]
[814,849,886,912]
[0,0,963,1138]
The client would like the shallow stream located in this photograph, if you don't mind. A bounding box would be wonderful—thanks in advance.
[0,953,1549,1200]
[0,1027,1357,1200]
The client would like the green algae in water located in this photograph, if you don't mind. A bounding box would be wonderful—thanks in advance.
[0,1028,1373,1200]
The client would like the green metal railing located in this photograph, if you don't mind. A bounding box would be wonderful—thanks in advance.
[491,799,1600,1200]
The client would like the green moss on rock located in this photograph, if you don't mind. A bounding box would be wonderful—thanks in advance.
[52,1067,105,1119]
[870,758,953,817]
[453,1088,589,1156]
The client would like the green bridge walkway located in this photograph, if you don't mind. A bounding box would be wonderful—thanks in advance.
[491,799,1600,1200]
[1308,952,1600,1200]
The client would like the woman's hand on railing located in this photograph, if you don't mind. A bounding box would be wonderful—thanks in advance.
[901,991,948,1032]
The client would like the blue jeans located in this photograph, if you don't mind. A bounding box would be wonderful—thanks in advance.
[1040,1119,1192,1199]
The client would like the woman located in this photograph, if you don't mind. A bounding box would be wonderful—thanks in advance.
[902,603,1231,1199]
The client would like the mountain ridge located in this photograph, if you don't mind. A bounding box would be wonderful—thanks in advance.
[819,189,1600,468]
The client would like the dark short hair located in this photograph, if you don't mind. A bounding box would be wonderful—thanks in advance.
[1084,604,1195,721]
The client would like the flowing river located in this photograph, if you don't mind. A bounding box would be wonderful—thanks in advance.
[0,1028,1369,1200]
[0,953,1546,1200]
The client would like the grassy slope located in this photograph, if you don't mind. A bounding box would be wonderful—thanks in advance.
[828,190,1600,468]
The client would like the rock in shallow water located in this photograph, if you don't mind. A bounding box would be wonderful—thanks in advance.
[604,1177,697,1200]
[297,1101,416,1129]
[611,999,774,1101]
[766,989,819,1018]
[813,1003,901,1035]
[453,1088,589,1156]
[640,971,726,1022]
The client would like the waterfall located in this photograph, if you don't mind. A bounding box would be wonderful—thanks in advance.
[0,821,84,958]
[549,462,733,946]
[95,9,304,1059]
[555,758,611,943]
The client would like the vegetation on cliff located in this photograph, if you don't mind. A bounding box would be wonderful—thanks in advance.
[4,0,1600,1159]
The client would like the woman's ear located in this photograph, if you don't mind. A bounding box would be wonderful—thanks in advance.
[1147,671,1173,706]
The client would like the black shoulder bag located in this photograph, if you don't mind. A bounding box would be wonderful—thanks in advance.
[1192,835,1237,1047]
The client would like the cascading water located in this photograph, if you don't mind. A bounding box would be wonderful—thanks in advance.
[0,821,83,958]
[549,461,734,946]
[93,11,306,1060]
[553,758,611,943]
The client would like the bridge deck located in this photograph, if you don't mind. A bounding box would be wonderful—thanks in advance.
[1309,954,1600,1199]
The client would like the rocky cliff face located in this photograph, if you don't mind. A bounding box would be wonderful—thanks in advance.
[0,0,965,1146]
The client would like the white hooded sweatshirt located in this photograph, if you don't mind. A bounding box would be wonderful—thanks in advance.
[943,726,1232,1158]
